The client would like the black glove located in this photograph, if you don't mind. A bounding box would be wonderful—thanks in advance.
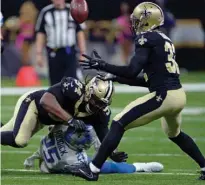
[96,73,117,82]
[80,50,106,70]
[110,151,128,162]
[68,119,86,130]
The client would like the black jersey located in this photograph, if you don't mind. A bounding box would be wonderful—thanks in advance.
[136,31,181,92]
[102,31,182,92]
[37,77,85,125]
[34,77,111,141]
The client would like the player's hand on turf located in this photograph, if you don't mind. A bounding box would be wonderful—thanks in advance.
[110,151,128,162]
[80,50,106,70]
[97,73,117,81]
[68,119,86,130]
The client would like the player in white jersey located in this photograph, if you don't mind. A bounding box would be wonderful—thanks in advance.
[24,124,164,174]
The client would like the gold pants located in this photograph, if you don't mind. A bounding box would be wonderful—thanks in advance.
[1,91,44,147]
[114,88,186,137]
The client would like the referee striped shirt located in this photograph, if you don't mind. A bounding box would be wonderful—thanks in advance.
[35,3,85,49]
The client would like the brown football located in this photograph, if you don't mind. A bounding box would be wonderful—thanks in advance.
[70,0,89,23]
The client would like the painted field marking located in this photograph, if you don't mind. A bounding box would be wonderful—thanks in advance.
[2,106,205,116]
[1,169,197,176]
[1,83,205,95]
[0,150,185,157]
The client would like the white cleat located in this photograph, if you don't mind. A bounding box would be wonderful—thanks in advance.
[133,162,164,172]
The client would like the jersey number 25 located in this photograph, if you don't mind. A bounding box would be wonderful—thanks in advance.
[164,41,180,74]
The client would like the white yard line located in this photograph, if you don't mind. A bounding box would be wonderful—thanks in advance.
[2,169,39,172]
[0,150,185,157]
[111,107,205,115]
[2,106,205,116]
[1,168,197,176]
[2,176,50,180]
[1,84,205,95]
[133,172,197,176]
[1,151,32,154]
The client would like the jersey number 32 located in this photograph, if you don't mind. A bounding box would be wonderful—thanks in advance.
[164,41,180,74]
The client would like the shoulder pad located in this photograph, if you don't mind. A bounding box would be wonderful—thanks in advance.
[61,77,84,99]
[135,31,163,48]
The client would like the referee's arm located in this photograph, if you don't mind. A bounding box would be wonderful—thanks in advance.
[35,10,46,67]
[76,23,86,60]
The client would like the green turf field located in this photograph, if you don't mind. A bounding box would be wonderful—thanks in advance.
[1,89,205,185]
[1,71,205,87]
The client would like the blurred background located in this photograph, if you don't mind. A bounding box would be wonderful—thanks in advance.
[1,0,205,86]
[1,2,205,182]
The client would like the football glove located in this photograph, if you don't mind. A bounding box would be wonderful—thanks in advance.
[68,119,86,130]
[96,73,117,82]
[80,50,106,70]
[110,151,128,162]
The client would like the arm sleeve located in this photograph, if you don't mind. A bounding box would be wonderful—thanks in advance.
[35,10,46,33]
[92,107,111,142]
[93,123,109,143]
[115,75,148,87]
[102,47,150,78]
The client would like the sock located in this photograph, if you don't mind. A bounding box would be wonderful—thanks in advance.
[100,161,135,174]
[0,131,19,147]
[92,121,125,169]
[89,162,100,173]
[170,131,205,168]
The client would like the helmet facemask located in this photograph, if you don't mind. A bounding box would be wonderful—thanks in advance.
[85,77,113,113]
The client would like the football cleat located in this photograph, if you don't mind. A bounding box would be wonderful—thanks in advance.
[133,162,164,172]
[64,162,99,181]
[198,170,205,180]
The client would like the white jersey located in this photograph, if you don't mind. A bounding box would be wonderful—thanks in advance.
[40,125,100,173]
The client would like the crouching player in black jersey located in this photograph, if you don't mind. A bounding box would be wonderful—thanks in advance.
[1,76,127,163]
[76,2,205,181]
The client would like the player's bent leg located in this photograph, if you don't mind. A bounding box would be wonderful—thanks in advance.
[100,161,136,174]
[161,113,182,138]
[0,118,14,132]
[114,91,168,130]
[91,92,168,174]
[1,92,40,148]
[162,110,205,176]
[14,100,39,147]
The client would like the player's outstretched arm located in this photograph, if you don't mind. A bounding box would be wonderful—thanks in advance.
[97,73,148,87]
[80,48,150,78]
[115,76,148,87]
[24,149,41,169]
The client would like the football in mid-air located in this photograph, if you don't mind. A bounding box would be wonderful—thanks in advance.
[70,0,89,23]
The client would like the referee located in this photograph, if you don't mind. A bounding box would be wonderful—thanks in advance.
[35,0,86,85]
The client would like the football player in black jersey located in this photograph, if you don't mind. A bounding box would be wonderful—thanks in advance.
[1,76,127,163]
[75,2,205,181]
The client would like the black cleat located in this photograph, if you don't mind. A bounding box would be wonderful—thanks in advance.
[198,171,205,180]
[1,122,4,127]
[64,162,99,181]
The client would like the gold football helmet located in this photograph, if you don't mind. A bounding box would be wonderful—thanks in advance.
[85,76,114,112]
[130,2,164,34]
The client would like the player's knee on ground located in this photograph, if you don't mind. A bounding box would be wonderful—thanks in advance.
[14,136,28,148]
